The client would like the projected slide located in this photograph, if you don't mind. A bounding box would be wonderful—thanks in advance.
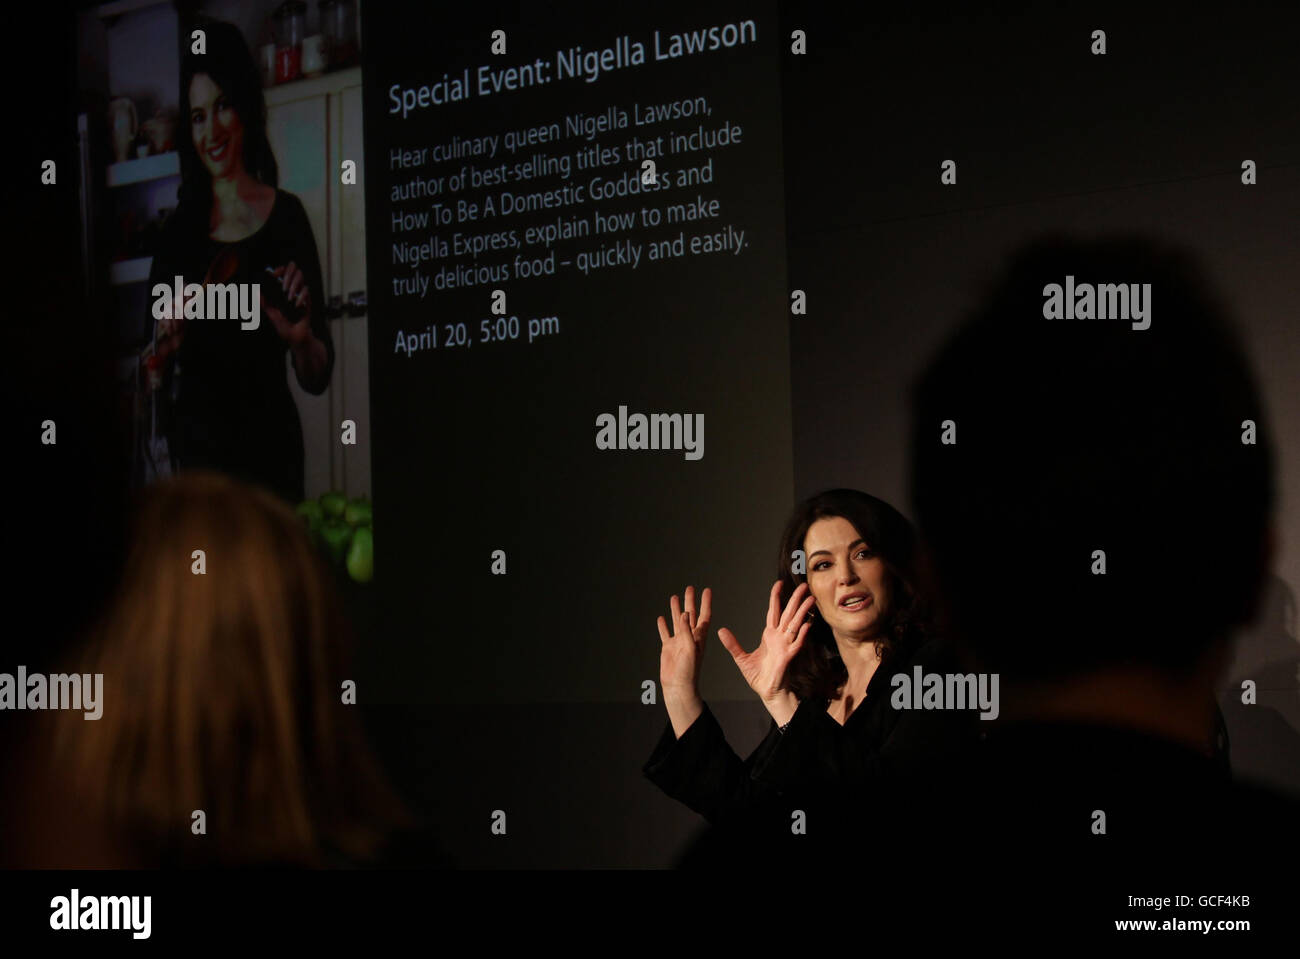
[360,3,793,702]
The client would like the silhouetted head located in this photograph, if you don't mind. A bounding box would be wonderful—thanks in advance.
[53,471,410,866]
[909,235,1274,684]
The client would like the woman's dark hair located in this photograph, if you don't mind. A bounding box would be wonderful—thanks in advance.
[778,489,931,704]
[173,20,278,238]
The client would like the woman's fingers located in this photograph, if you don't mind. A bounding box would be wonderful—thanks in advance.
[258,290,283,327]
[273,262,304,306]
[766,580,782,630]
[684,585,696,632]
[694,587,712,640]
[716,627,746,663]
[778,582,810,632]
[794,593,816,633]
[669,593,684,635]
[656,615,671,645]
[786,623,810,660]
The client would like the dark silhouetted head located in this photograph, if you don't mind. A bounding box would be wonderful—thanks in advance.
[909,235,1274,683]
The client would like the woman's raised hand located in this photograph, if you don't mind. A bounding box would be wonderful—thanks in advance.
[657,586,711,704]
[718,581,815,706]
[262,262,313,346]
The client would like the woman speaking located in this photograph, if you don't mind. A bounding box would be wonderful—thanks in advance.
[644,489,977,866]
[150,20,333,504]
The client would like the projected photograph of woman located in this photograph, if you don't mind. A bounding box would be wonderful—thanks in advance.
[644,488,978,865]
[149,20,333,505]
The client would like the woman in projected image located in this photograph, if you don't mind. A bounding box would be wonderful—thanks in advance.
[644,488,977,866]
[149,20,332,504]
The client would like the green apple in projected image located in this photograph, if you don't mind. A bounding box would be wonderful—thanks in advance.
[295,500,324,546]
[320,520,353,566]
[346,526,373,583]
[319,491,347,519]
[344,497,372,528]
[296,499,324,526]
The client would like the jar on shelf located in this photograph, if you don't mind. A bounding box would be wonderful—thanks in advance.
[273,1,307,83]
[319,0,358,70]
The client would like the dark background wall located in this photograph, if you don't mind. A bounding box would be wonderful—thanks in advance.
[361,1,1300,868]
[779,2,1300,809]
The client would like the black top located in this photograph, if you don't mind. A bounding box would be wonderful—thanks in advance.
[643,635,979,866]
[150,190,334,504]
[954,718,1300,852]
[914,718,1300,925]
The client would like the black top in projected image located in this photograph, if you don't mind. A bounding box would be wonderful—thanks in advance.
[643,634,977,867]
[149,191,334,504]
